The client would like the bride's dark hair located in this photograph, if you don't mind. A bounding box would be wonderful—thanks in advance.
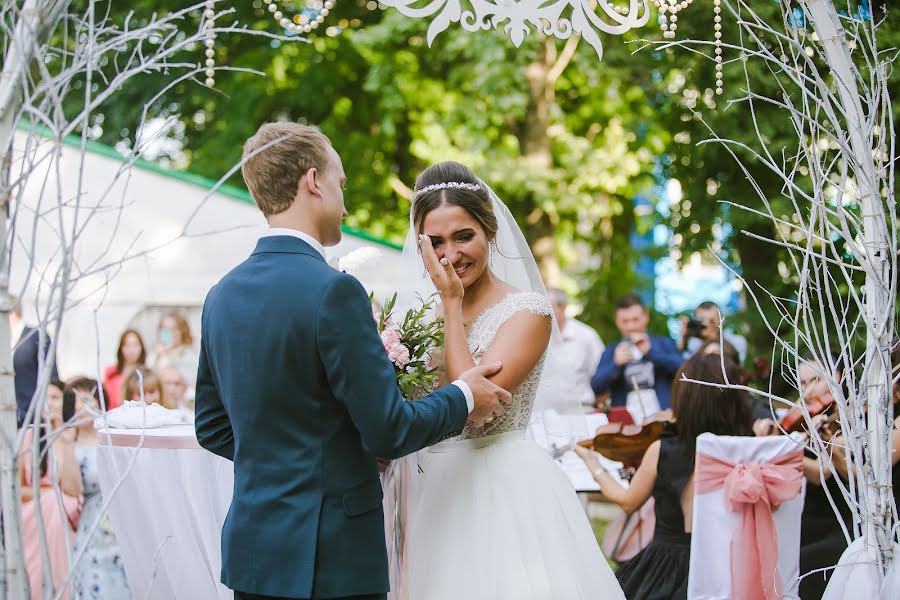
[412,161,498,241]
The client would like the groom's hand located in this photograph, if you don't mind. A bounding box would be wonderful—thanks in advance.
[459,362,513,428]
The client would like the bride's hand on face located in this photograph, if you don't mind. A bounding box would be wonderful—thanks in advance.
[418,234,464,303]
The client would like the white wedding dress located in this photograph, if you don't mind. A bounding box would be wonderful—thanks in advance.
[386,290,625,600]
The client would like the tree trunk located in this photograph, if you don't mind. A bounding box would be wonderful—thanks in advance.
[731,220,779,355]
[521,37,559,285]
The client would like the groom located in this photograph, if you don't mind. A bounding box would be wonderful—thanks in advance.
[195,122,512,600]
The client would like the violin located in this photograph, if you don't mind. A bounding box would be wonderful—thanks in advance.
[577,410,677,469]
[778,394,835,434]
[814,411,843,440]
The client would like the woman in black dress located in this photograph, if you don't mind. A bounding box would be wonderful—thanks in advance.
[575,353,754,600]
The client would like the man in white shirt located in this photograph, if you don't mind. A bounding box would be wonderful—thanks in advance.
[549,288,605,412]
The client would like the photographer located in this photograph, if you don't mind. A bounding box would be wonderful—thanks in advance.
[679,301,748,364]
[591,295,683,419]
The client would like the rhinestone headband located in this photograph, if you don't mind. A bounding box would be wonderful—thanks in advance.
[412,181,482,200]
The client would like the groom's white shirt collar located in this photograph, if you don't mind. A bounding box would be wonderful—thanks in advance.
[262,228,326,260]
[261,228,474,412]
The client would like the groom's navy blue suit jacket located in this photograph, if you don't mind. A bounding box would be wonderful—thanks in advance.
[195,235,468,599]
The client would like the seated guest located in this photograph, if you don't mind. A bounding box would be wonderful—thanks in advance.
[591,294,683,418]
[21,378,82,600]
[65,378,133,599]
[576,353,753,600]
[121,367,171,408]
[148,312,198,400]
[103,329,147,410]
[159,365,193,419]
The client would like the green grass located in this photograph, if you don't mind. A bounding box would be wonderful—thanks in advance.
[591,517,619,569]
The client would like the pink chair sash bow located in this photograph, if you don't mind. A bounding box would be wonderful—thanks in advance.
[694,449,803,600]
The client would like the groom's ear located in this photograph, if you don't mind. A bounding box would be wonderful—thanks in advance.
[302,167,319,196]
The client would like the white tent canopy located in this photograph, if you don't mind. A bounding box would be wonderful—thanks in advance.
[11,133,407,379]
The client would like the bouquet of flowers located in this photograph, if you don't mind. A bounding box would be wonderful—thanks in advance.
[372,292,444,398]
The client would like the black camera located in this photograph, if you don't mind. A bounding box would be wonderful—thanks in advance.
[685,317,706,339]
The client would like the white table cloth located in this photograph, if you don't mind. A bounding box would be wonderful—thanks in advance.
[96,425,234,600]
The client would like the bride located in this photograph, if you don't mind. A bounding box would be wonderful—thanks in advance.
[386,161,625,599]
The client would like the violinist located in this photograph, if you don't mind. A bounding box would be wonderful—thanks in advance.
[574,353,753,600]
[754,353,851,600]
[809,344,900,597]
[829,342,900,487]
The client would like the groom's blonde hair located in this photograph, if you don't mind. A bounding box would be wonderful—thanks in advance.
[241,122,332,216]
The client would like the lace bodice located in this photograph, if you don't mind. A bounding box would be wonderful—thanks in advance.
[457,291,552,440]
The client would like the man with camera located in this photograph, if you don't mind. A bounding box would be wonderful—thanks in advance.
[590,295,683,421]
[679,301,748,364]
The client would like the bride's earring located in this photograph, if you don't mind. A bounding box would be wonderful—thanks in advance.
[489,242,495,269]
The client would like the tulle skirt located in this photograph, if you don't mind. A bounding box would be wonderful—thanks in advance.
[386,430,625,600]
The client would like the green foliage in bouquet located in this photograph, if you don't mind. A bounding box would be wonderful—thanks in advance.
[371,292,445,398]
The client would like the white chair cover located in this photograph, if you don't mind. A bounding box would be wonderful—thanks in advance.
[688,433,806,600]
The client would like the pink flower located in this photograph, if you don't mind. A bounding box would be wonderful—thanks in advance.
[380,327,410,368]
[389,344,411,369]
[380,327,401,348]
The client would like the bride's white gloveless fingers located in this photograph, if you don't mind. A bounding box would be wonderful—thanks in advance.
[417,234,442,279]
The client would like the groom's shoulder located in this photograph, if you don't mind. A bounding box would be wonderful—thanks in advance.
[206,252,341,302]
[321,269,367,300]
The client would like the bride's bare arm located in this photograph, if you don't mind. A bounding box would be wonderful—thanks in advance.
[440,299,475,380]
[443,300,551,395]
[474,311,551,393]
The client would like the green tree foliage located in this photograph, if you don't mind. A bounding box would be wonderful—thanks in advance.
[639,0,898,354]
[58,1,898,354]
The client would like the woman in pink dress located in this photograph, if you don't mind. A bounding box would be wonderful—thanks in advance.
[21,378,83,599]
[102,329,147,410]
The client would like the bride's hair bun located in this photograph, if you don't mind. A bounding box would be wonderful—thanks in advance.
[412,161,498,241]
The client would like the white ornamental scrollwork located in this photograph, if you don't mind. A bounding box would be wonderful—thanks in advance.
[379,0,651,59]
